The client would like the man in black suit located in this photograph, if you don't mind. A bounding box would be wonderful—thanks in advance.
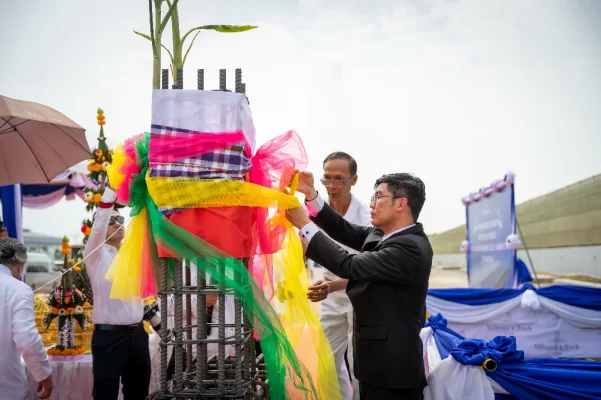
[286,172,432,400]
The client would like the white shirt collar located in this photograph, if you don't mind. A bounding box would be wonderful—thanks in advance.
[0,264,12,276]
[326,192,360,220]
[380,224,416,244]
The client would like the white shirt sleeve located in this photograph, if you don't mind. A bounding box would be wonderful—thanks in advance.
[13,291,52,382]
[298,222,321,247]
[82,188,117,269]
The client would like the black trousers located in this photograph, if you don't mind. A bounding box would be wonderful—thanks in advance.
[359,382,423,400]
[92,323,151,400]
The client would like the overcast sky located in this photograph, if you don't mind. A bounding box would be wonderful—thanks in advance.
[1,0,600,242]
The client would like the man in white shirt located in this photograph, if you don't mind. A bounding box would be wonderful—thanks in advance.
[83,188,150,400]
[306,152,371,400]
[0,238,53,399]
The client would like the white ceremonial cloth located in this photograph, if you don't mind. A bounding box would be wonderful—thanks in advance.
[82,191,144,325]
[423,357,495,400]
[419,326,510,399]
[0,264,52,400]
[426,289,601,358]
[151,89,256,151]
[24,354,161,400]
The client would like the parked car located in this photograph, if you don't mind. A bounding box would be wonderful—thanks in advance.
[23,252,60,292]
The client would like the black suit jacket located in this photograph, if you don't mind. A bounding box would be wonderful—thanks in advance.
[305,202,433,390]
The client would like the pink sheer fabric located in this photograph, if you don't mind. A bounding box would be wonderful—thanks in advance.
[149,130,251,162]
[247,131,308,297]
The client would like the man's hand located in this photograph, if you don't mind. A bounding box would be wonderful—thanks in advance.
[206,294,218,308]
[295,171,317,200]
[285,206,312,229]
[37,374,53,399]
[307,280,331,302]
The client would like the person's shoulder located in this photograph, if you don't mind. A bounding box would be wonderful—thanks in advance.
[0,277,34,300]
[388,231,433,256]
[352,196,372,226]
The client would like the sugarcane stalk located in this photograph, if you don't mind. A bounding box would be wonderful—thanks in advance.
[170,2,183,71]
[141,0,180,88]
[164,0,257,83]
[151,0,162,89]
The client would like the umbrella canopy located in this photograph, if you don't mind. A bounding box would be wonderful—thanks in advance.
[0,95,91,186]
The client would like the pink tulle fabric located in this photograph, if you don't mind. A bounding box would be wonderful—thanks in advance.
[114,133,144,204]
[247,131,308,296]
[149,130,251,162]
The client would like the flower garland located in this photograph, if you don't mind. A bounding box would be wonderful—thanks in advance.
[43,237,88,359]
[81,108,114,243]
[86,108,113,181]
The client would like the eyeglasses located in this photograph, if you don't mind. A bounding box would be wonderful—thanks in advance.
[370,193,392,204]
[109,216,124,225]
[320,177,352,186]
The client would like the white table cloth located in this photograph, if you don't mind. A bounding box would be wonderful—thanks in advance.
[24,334,162,400]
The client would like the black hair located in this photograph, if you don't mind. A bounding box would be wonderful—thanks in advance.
[0,238,28,266]
[374,173,426,222]
[92,207,119,225]
[323,151,358,176]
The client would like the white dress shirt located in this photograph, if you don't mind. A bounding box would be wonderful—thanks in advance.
[308,193,371,280]
[0,264,52,400]
[82,190,144,325]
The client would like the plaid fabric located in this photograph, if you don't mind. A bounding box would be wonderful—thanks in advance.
[149,124,252,179]
[149,124,252,215]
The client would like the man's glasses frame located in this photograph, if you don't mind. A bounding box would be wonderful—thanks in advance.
[320,177,353,186]
[109,216,125,225]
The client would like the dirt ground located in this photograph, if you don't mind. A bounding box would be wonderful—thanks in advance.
[429,266,469,288]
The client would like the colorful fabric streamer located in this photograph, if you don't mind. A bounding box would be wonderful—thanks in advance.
[106,131,340,399]
[110,130,308,297]
[269,176,341,398]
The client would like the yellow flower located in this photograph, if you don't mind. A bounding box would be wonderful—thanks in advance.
[73,266,81,272]
[83,301,91,307]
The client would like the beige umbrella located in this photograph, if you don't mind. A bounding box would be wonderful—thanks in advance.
[0,95,91,186]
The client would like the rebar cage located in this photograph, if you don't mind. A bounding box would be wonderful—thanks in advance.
[151,68,268,400]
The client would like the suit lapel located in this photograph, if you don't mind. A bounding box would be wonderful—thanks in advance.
[361,229,383,251]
